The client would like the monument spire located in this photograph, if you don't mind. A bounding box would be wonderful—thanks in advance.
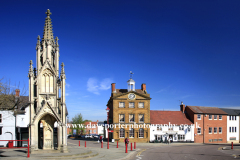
[43,9,54,40]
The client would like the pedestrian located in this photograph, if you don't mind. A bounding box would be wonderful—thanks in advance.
[165,137,167,144]
[169,137,172,144]
[125,137,129,147]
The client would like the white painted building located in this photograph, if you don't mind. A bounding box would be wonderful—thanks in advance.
[220,108,240,143]
[150,110,194,143]
[0,110,16,147]
[0,90,29,147]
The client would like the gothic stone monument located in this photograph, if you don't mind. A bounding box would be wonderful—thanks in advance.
[28,9,68,152]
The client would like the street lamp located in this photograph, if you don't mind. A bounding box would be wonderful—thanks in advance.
[106,107,110,149]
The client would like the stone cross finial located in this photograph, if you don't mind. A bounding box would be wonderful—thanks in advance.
[46,9,52,17]
[29,60,33,74]
[61,62,65,74]
[55,36,59,45]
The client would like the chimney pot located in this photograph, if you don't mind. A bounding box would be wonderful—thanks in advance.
[141,83,146,91]
[111,83,116,93]
[180,102,185,113]
[15,89,20,97]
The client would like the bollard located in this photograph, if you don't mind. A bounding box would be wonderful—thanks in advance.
[85,141,86,147]
[79,141,80,146]
[27,138,30,158]
[231,142,233,149]
[131,143,132,151]
[117,141,118,148]
[101,141,103,148]
[134,142,136,149]
[125,143,128,153]
[107,141,109,149]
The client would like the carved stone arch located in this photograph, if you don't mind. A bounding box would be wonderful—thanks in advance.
[35,110,60,125]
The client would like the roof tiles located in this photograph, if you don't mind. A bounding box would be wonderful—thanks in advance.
[150,110,193,125]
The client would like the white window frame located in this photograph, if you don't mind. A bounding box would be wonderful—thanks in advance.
[229,116,231,120]
[119,102,125,108]
[129,114,135,123]
[138,102,144,108]
[120,128,125,138]
[139,114,144,123]
[197,114,201,120]
[229,127,231,132]
[219,127,222,133]
[214,127,217,134]
[235,127,237,132]
[197,127,201,134]
[139,128,144,138]
[157,126,162,131]
[119,114,125,123]
[219,115,222,120]
[178,135,185,141]
[209,127,212,134]
[209,115,212,120]
[214,115,217,120]
[232,127,234,133]
[129,128,134,138]
[179,126,184,131]
[129,102,135,108]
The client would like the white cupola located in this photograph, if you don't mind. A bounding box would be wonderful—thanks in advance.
[127,71,135,91]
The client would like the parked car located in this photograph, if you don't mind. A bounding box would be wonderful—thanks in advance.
[93,134,100,138]
[85,134,90,138]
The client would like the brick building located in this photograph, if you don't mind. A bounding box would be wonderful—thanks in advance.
[185,105,228,143]
[84,121,98,135]
[107,77,151,143]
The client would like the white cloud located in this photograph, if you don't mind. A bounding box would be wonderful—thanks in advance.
[99,78,112,90]
[87,78,113,95]
[87,78,99,95]
[66,93,70,96]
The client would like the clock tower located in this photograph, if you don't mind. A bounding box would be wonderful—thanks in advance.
[106,75,151,143]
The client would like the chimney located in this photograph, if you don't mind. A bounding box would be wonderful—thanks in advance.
[180,101,185,113]
[141,83,146,91]
[15,89,20,97]
[111,83,116,93]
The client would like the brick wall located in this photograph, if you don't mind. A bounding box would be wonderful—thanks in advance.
[193,114,227,143]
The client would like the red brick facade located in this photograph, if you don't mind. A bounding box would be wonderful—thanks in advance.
[84,121,98,134]
[185,106,227,143]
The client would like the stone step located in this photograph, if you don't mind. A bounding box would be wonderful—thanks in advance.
[40,150,99,159]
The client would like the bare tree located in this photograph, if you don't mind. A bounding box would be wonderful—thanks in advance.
[0,78,28,111]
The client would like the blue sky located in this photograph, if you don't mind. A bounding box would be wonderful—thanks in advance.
[1,0,240,122]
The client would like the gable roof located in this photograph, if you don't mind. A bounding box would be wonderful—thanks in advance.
[220,108,240,116]
[150,110,193,125]
[0,95,29,110]
[186,106,228,115]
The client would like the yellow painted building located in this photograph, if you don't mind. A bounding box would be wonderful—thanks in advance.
[106,78,151,143]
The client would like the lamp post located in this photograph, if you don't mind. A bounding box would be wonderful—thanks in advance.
[106,107,110,149]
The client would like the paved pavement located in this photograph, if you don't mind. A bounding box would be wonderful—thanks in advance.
[0,138,138,160]
[1,138,240,160]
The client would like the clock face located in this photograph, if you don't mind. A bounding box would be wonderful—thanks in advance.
[128,93,136,100]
